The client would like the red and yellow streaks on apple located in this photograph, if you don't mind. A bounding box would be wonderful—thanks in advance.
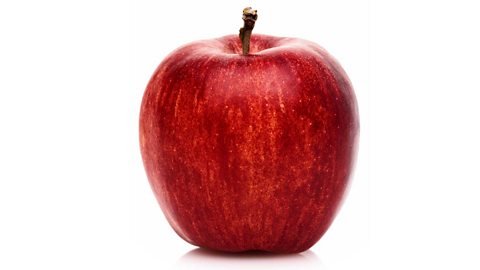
[140,34,359,253]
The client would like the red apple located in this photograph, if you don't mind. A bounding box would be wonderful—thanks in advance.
[139,31,359,253]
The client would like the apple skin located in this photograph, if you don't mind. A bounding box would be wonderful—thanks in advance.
[139,34,359,253]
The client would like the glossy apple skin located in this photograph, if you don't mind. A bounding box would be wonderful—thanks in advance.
[140,34,359,253]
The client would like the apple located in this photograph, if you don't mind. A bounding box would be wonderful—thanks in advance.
[139,8,359,253]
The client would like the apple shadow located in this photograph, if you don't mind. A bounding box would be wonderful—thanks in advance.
[175,247,325,270]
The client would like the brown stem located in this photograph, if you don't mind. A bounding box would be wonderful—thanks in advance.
[239,7,258,55]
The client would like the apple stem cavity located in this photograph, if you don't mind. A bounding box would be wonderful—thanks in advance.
[239,7,258,55]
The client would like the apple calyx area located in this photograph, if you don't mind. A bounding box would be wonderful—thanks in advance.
[239,7,258,55]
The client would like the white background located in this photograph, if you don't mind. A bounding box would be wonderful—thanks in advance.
[0,0,479,269]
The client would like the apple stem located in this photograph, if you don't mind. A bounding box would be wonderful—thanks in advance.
[239,7,258,55]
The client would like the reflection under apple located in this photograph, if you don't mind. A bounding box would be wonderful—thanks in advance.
[175,248,325,270]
